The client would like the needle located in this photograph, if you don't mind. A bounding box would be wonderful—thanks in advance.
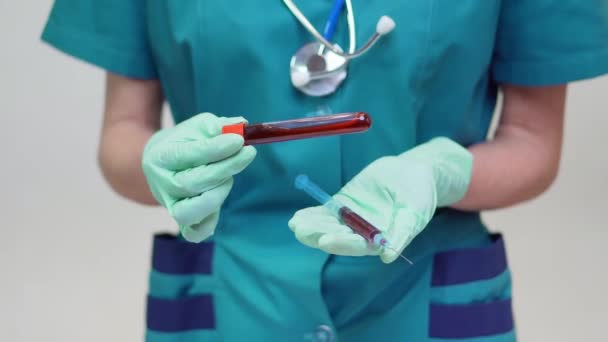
[382,243,414,265]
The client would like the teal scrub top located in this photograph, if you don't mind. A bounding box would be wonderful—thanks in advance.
[40,1,608,187]
[40,0,608,246]
[41,1,608,341]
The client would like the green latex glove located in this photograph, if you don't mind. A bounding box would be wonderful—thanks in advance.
[142,113,257,242]
[288,137,473,263]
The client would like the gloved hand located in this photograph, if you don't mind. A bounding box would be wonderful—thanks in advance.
[288,137,472,263]
[142,113,257,242]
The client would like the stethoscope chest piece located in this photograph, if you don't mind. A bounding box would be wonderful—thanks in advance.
[284,0,395,97]
[290,42,348,97]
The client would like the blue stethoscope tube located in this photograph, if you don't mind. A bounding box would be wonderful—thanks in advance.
[323,0,346,40]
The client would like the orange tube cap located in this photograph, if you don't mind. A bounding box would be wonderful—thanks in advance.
[221,122,245,137]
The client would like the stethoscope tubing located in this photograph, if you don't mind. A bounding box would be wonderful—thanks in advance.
[283,0,356,56]
[323,0,346,40]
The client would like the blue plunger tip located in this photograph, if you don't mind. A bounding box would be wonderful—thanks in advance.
[294,174,309,190]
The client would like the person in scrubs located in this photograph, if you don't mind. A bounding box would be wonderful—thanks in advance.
[42,0,608,341]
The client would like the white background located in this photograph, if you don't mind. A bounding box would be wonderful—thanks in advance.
[2,2,607,341]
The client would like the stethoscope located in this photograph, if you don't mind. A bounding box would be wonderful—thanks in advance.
[283,0,395,97]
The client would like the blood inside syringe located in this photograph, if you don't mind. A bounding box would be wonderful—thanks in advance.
[338,206,387,246]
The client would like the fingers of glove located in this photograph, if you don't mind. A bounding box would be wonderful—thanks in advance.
[217,115,248,126]
[317,233,372,256]
[179,211,220,243]
[170,178,233,227]
[380,208,420,264]
[288,206,341,232]
[290,220,352,249]
[184,113,246,137]
[173,146,256,194]
[156,134,246,170]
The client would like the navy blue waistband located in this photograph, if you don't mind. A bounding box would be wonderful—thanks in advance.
[431,234,508,286]
[147,295,215,331]
[429,299,514,338]
[152,234,214,275]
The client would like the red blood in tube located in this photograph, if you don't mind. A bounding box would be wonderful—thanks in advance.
[338,206,381,243]
[221,112,371,145]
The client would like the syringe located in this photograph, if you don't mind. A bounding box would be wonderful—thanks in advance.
[294,175,413,264]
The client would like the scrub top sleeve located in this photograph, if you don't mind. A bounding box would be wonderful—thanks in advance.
[41,0,157,79]
[492,0,608,86]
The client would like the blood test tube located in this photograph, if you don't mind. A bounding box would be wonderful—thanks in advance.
[221,112,371,145]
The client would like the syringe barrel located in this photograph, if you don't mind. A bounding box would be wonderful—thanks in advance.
[294,174,382,244]
[338,206,382,243]
[294,175,343,216]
